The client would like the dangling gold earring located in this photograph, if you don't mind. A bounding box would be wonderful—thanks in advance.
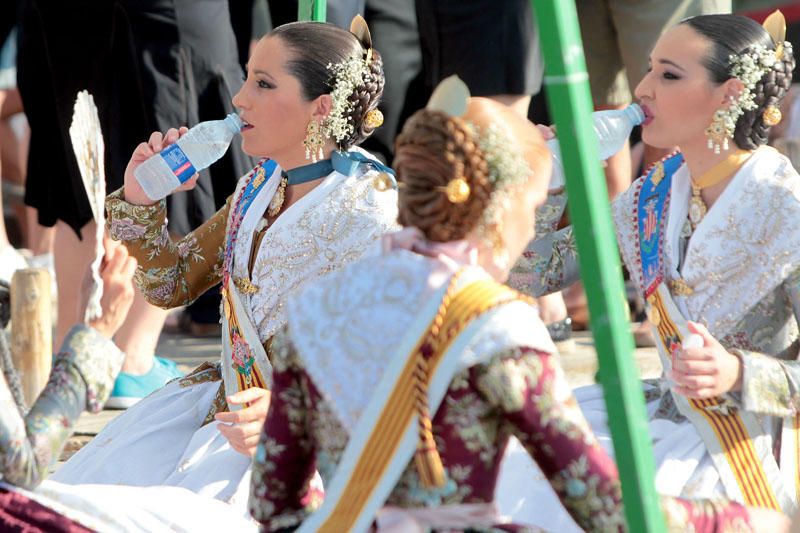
[303,120,325,162]
[705,97,736,154]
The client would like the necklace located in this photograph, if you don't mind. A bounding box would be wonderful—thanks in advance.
[267,158,335,218]
[267,177,287,218]
[688,149,752,229]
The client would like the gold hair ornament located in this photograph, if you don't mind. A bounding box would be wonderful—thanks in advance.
[763,105,782,126]
[310,14,376,154]
[705,12,790,153]
[438,177,470,203]
[763,10,786,61]
[350,15,374,64]
[364,108,384,129]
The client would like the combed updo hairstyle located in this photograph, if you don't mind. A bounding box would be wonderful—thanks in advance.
[394,110,493,242]
[269,21,385,150]
[682,14,796,149]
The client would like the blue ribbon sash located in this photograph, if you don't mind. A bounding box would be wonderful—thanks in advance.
[637,153,683,298]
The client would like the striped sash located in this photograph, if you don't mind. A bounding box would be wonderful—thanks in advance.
[648,286,788,510]
[299,276,524,533]
[636,155,791,510]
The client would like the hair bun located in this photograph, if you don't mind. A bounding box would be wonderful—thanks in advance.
[395,110,492,242]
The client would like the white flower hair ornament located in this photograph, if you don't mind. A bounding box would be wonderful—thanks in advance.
[706,9,790,153]
[305,15,383,161]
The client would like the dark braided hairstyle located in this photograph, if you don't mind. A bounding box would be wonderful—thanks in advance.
[269,21,385,150]
[682,14,796,149]
[0,281,27,416]
[394,110,494,242]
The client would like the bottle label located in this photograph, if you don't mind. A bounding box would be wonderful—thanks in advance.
[159,144,197,184]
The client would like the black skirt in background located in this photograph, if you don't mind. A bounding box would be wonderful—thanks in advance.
[17,0,253,237]
[415,0,543,97]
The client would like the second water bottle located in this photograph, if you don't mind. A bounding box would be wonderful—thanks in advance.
[546,104,644,189]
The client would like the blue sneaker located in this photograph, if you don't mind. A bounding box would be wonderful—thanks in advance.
[106,356,184,409]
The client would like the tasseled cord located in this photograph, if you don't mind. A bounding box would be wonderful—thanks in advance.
[412,273,463,489]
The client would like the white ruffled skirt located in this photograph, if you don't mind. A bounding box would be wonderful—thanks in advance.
[20,481,257,532]
[50,378,254,520]
[494,384,726,531]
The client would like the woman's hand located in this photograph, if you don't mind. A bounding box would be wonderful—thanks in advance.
[215,387,272,456]
[535,123,556,140]
[81,239,137,338]
[123,127,200,206]
[670,321,743,399]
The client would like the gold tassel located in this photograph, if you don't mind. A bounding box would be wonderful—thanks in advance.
[413,345,446,488]
[415,438,446,488]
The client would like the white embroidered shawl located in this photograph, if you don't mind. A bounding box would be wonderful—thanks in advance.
[225,147,399,358]
[286,249,556,429]
[614,147,800,338]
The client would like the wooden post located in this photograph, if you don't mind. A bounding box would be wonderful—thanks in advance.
[10,268,53,405]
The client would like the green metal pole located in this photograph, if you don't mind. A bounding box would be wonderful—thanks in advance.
[530,1,666,531]
[297,0,327,22]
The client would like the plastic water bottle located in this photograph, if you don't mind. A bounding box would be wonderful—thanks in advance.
[134,113,243,201]
[546,104,644,189]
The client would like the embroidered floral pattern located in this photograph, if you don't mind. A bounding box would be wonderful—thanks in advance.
[249,331,748,532]
[105,186,229,308]
[0,325,123,489]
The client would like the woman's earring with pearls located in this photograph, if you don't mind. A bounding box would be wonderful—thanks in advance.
[303,120,325,162]
[705,95,736,154]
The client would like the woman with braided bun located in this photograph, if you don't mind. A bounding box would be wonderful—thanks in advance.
[247,77,786,532]
[513,10,800,529]
[50,17,398,517]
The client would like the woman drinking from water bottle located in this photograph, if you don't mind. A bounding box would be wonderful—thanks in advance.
[50,16,398,517]
[512,11,800,529]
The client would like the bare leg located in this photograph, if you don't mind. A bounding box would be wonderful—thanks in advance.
[0,89,20,249]
[54,220,166,373]
[113,292,168,374]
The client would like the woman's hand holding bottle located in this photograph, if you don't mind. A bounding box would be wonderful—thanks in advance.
[123,127,200,206]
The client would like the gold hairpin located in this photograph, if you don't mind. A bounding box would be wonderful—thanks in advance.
[437,177,470,203]
[364,108,384,129]
[763,105,782,126]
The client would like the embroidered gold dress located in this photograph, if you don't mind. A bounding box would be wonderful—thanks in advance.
[510,147,800,523]
[248,248,752,532]
[51,152,399,517]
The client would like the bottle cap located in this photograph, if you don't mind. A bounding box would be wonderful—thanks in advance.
[224,113,244,135]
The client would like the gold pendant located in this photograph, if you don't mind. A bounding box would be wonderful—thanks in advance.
[646,304,661,327]
[650,161,665,189]
[688,190,707,228]
[252,166,266,188]
[234,277,259,295]
[645,294,661,327]
[268,177,287,218]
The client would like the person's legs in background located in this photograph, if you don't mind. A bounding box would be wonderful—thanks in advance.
[0,23,30,282]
